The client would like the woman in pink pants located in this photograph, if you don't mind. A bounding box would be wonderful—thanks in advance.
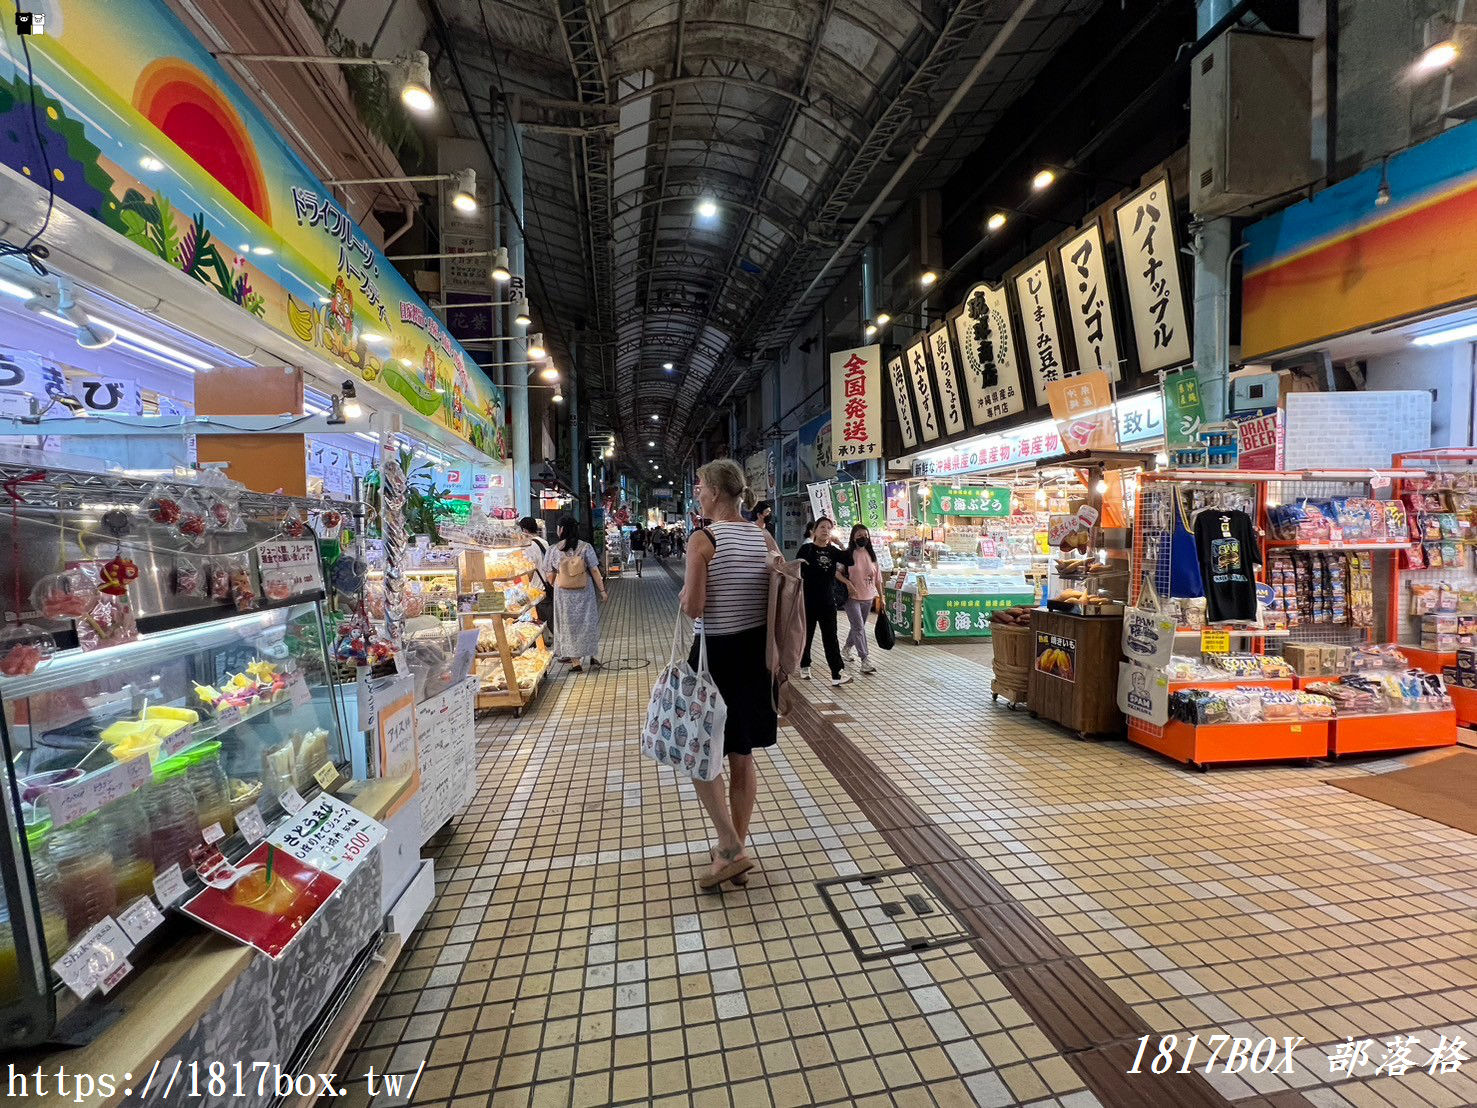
[842,524,884,674]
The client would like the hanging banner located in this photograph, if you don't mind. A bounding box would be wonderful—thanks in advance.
[886,355,918,450]
[796,410,835,486]
[885,481,911,525]
[904,337,942,443]
[858,482,886,530]
[806,481,832,524]
[829,484,859,531]
[1057,222,1123,382]
[0,0,507,458]
[926,325,966,436]
[950,282,1025,428]
[745,448,775,504]
[1163,369,1206,446]
[779,432,800,496]
[1114,177,1193,373]
[1045,371,1117,453]
[828,345,883,462]
[931,486,1012,517]
[1014,261,1069,405]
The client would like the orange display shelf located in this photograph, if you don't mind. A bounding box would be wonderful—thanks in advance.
[1328,709,1457,756]
[1400,647,1456,673]
[1450,685,1477,727]
[1177,677,1295,691]
[1127,718,1329,769]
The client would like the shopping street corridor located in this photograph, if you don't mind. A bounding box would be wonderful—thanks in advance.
[339,565,1477,1108]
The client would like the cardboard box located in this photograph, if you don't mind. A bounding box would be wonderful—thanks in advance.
[1283,643,1322,675]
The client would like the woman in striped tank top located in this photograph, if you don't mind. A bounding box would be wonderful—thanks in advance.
[680,458,781,890]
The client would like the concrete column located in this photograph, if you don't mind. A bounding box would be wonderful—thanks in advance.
[570,339,584,526]
[504,107,531,517]
[860,239,883,484]
[1192,0,1237,423]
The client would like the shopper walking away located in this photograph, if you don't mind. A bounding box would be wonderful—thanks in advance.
[541,516,607,671]
[518,516,554,633]
[796,518,852,686]
[841,524,883,674]
[680,458,782,890]
[630,524,647,577]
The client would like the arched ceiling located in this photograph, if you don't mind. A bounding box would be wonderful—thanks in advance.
[427,0,1099,477]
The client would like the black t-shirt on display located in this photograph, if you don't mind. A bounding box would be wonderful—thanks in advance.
[1193,509,1261,622]
[797,542,849,603]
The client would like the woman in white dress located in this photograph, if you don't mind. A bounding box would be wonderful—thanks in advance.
[541,516,607,670]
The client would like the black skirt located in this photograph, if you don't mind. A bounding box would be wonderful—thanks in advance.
[688,624,778,757]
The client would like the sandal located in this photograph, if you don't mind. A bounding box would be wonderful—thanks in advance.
[712,847,749,886]
[699,846,754,890]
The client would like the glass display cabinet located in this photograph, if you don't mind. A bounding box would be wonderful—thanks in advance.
[0,464,352,1049]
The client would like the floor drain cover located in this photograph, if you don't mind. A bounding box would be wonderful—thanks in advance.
[817,867,973,962]
[595,657,650,671]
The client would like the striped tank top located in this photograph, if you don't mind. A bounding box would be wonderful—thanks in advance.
[695,522,771,636]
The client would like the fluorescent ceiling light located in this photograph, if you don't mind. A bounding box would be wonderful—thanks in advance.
[94,317,214,371]
[0,276,31,299]
[1413,321,1477,346]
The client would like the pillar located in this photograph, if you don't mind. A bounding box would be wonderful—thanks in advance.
[504,107,531,517]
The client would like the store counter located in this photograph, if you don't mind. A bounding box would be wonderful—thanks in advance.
[1026,608,1125,738]
[884,567,1034,644]
[17,776,415,1108]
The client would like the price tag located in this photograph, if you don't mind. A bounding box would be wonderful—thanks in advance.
[152,864,188,907]
[1329,525,1344,544]
[279,787,306,814]
[52,918,134,999]
[99,959,133,995]
[1200,629,1231,655]
[116,897,165,944]
[287,671,312,708]
[160,725,197,759]
[215,705,244,731]
[314,762,340,791]
[236,803,267,844]
[1371,474,1391,490]
[1076,504,1100,528]
[202,822,225,845]
[48,757,152,828]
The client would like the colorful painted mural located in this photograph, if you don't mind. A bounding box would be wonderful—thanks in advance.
[0,0,506,458]
[1242,120,1477,359]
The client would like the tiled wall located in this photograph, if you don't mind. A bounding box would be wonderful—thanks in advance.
[1284,390,1432,469]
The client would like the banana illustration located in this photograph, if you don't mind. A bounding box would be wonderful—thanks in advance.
[288,294,317,344]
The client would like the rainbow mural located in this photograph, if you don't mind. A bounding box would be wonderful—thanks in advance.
[0,0,506,459]
[1242,119,1477,359]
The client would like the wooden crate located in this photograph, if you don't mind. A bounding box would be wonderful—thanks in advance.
[1026,608,1124,738]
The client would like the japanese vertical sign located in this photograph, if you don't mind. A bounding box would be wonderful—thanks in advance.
[887,355,919,450]
[858,483,886,529]
[905,336,942,443]
[1046,371,1118,452]
[885,481,911,525]
[829,484,859,530]
[950,282,1024,428]
[926,325,967,436]
[1163,368,1205,446]
[1057,222,1122,382]
[828,345,883,461]
[1114,178,1192,372]
[1014,260,1068,405]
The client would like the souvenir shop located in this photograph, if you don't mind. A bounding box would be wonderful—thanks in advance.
[0,3,533,1093]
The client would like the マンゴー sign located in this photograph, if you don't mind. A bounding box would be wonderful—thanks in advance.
[1057,221,1123,382]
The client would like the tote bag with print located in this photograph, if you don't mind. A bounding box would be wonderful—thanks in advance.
[641,616,726,780]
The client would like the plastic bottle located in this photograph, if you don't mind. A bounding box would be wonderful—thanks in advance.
[47,814,117,939]
[0,819,70,998]
[101,791,156,907]
[183,741,233,837]
[144,755,202,874]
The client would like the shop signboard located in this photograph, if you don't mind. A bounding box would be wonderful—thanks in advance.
[76,379,143,416]
[1114,178,1193,373]
[1116,389,1163,446]
[1057,221,1123,382]
[904,337,942,443]
[858,483,886,530]
[1117,661,1169,725]
[806,481,832,524]
[254,538,323,598]
[780,496,808,553]
[828,345,883,461]
[1014,260,1069,405]
[1230,408,1285,470]
[779,432,800,495]
[829,483,859,530]
[1034,631,1077,682]
[885,587,915,639]
[796,410,835,486]
[950,282,1025,429]
[0,0,507,459]
[745,447,775,504]
[1163,369,1205,446]
[926,325,967,436]
[921,592,1030,638]
[886,354,919,450]
[932,486,1012,517]
[1045,371,1117,453]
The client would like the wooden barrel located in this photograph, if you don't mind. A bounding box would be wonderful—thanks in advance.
[991,622,1032,669]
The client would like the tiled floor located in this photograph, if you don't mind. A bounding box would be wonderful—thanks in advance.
[339,566,1477,1107]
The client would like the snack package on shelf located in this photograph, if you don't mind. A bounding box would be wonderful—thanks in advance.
[1201,652,1294,679]
[1267,500,1332,542]
[1168,686,1334,724]
[1329,497,1383,542]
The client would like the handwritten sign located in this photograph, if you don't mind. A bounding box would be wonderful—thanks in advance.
[286,670,312,708]
[1200,629,1231,654]
[117,897,165,944]
[268,794,386,880]
[48,758,152,828]
[236,803,267,844]
[278,787,306,814]
[313,762,340,790]
[52,917,134,999]
[255,538,323,598]
[376,682,417,779]
[160,726,198,758]
[153,864,188,907]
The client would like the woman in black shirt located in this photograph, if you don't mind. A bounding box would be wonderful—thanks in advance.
[796,517,854,686]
